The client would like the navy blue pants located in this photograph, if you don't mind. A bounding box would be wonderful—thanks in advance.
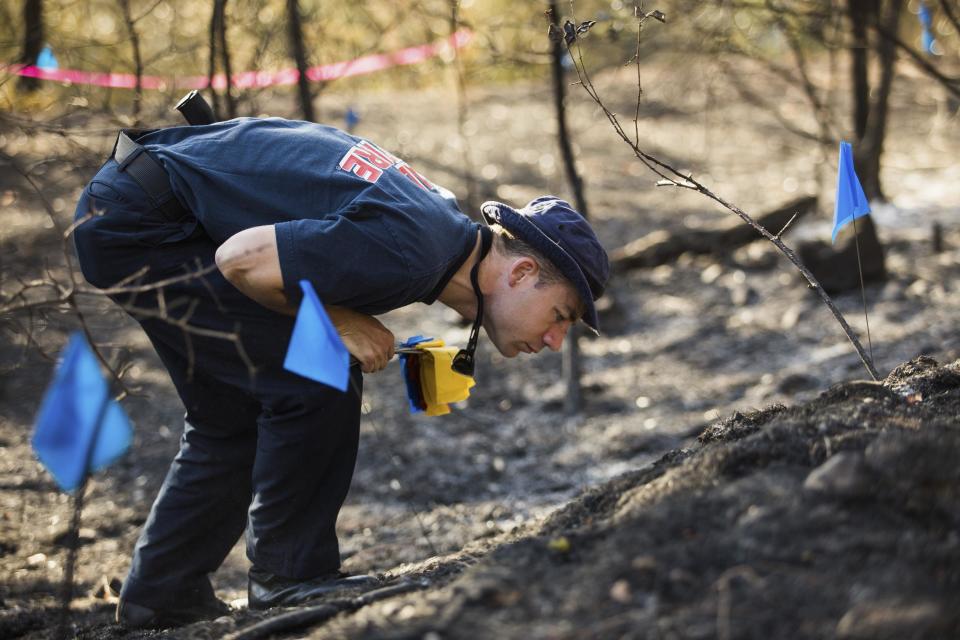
[74,154,362,610]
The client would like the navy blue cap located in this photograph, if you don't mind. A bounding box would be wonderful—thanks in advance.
[480,196,610,333]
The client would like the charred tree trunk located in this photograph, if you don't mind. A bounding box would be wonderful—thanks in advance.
[802,0,893,293]
[547,7,589,221]
[845,0,901,202]
[848,0,871,141]
[118,0,144,123]
[217,0,236,118]
[858,0,901,202]
[207,0,236,120]
[286,0,315,122]
[449,0,478,217]
[851,0,900,283]
[18,0,43,92]
[848,0,897,271]
[547,1,590,414]
[208,1,222,119]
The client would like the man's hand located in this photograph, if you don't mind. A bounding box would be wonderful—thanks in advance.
[327,307,395,373]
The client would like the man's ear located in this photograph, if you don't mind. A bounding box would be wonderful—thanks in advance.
[508,257,539,287]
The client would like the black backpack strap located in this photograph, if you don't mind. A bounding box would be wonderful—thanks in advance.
[113,129,189,222]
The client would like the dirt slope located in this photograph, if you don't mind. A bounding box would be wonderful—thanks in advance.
[132,356,959,640]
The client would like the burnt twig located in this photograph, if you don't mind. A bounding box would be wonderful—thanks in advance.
[566,1,880,381]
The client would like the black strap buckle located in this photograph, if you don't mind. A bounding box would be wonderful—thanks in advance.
[451,349,476,377]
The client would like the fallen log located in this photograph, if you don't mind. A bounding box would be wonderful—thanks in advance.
[611,195,817,270]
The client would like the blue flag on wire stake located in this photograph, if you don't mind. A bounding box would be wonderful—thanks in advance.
[31,333,132,492]
[832,141,871,244]
[283,280,350,391]
[918,3,937,55]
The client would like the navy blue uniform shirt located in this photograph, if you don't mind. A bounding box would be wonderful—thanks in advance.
[137,118,478,314]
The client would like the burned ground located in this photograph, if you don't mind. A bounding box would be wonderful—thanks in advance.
[296,357,960,640]
[2,54,959,639]
[98,357,960,640]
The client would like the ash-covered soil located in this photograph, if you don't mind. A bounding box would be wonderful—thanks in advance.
[2,52,959,639]
[224,356,960,640]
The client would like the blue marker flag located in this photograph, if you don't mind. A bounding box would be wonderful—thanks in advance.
[832,141,871,244]
[283,280,350,391]
[345,106,360,132]
[32,333,132,492]
[918,3,936,55]
[37,45,58,70]
[399,335,433,413]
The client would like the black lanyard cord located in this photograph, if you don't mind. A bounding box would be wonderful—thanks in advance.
[452,226,492,377]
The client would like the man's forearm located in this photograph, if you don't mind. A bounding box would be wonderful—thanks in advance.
[215,225,396,371]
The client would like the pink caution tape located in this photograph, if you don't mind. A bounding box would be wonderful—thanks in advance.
[8,29,472,91]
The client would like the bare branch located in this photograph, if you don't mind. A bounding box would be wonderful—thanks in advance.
[872,20,960,101]
[774,212,800,240]
[939,0,960,38]
[1,171,255,389]
[717,59,831,145]
[632,2,643,146]
[765,0,837,143]
[0,150,65,235]
[566,1,880,381]
[131,0,165,24]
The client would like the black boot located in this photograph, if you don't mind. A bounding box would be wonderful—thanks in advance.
[116,585,230,628]
[248,567,379,610]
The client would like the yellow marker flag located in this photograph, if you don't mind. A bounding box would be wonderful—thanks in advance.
[406,340,476,415]
[420,347,475,405]
[424,402,452,416]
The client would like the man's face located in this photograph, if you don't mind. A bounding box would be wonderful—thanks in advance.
[483,257,583,358]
